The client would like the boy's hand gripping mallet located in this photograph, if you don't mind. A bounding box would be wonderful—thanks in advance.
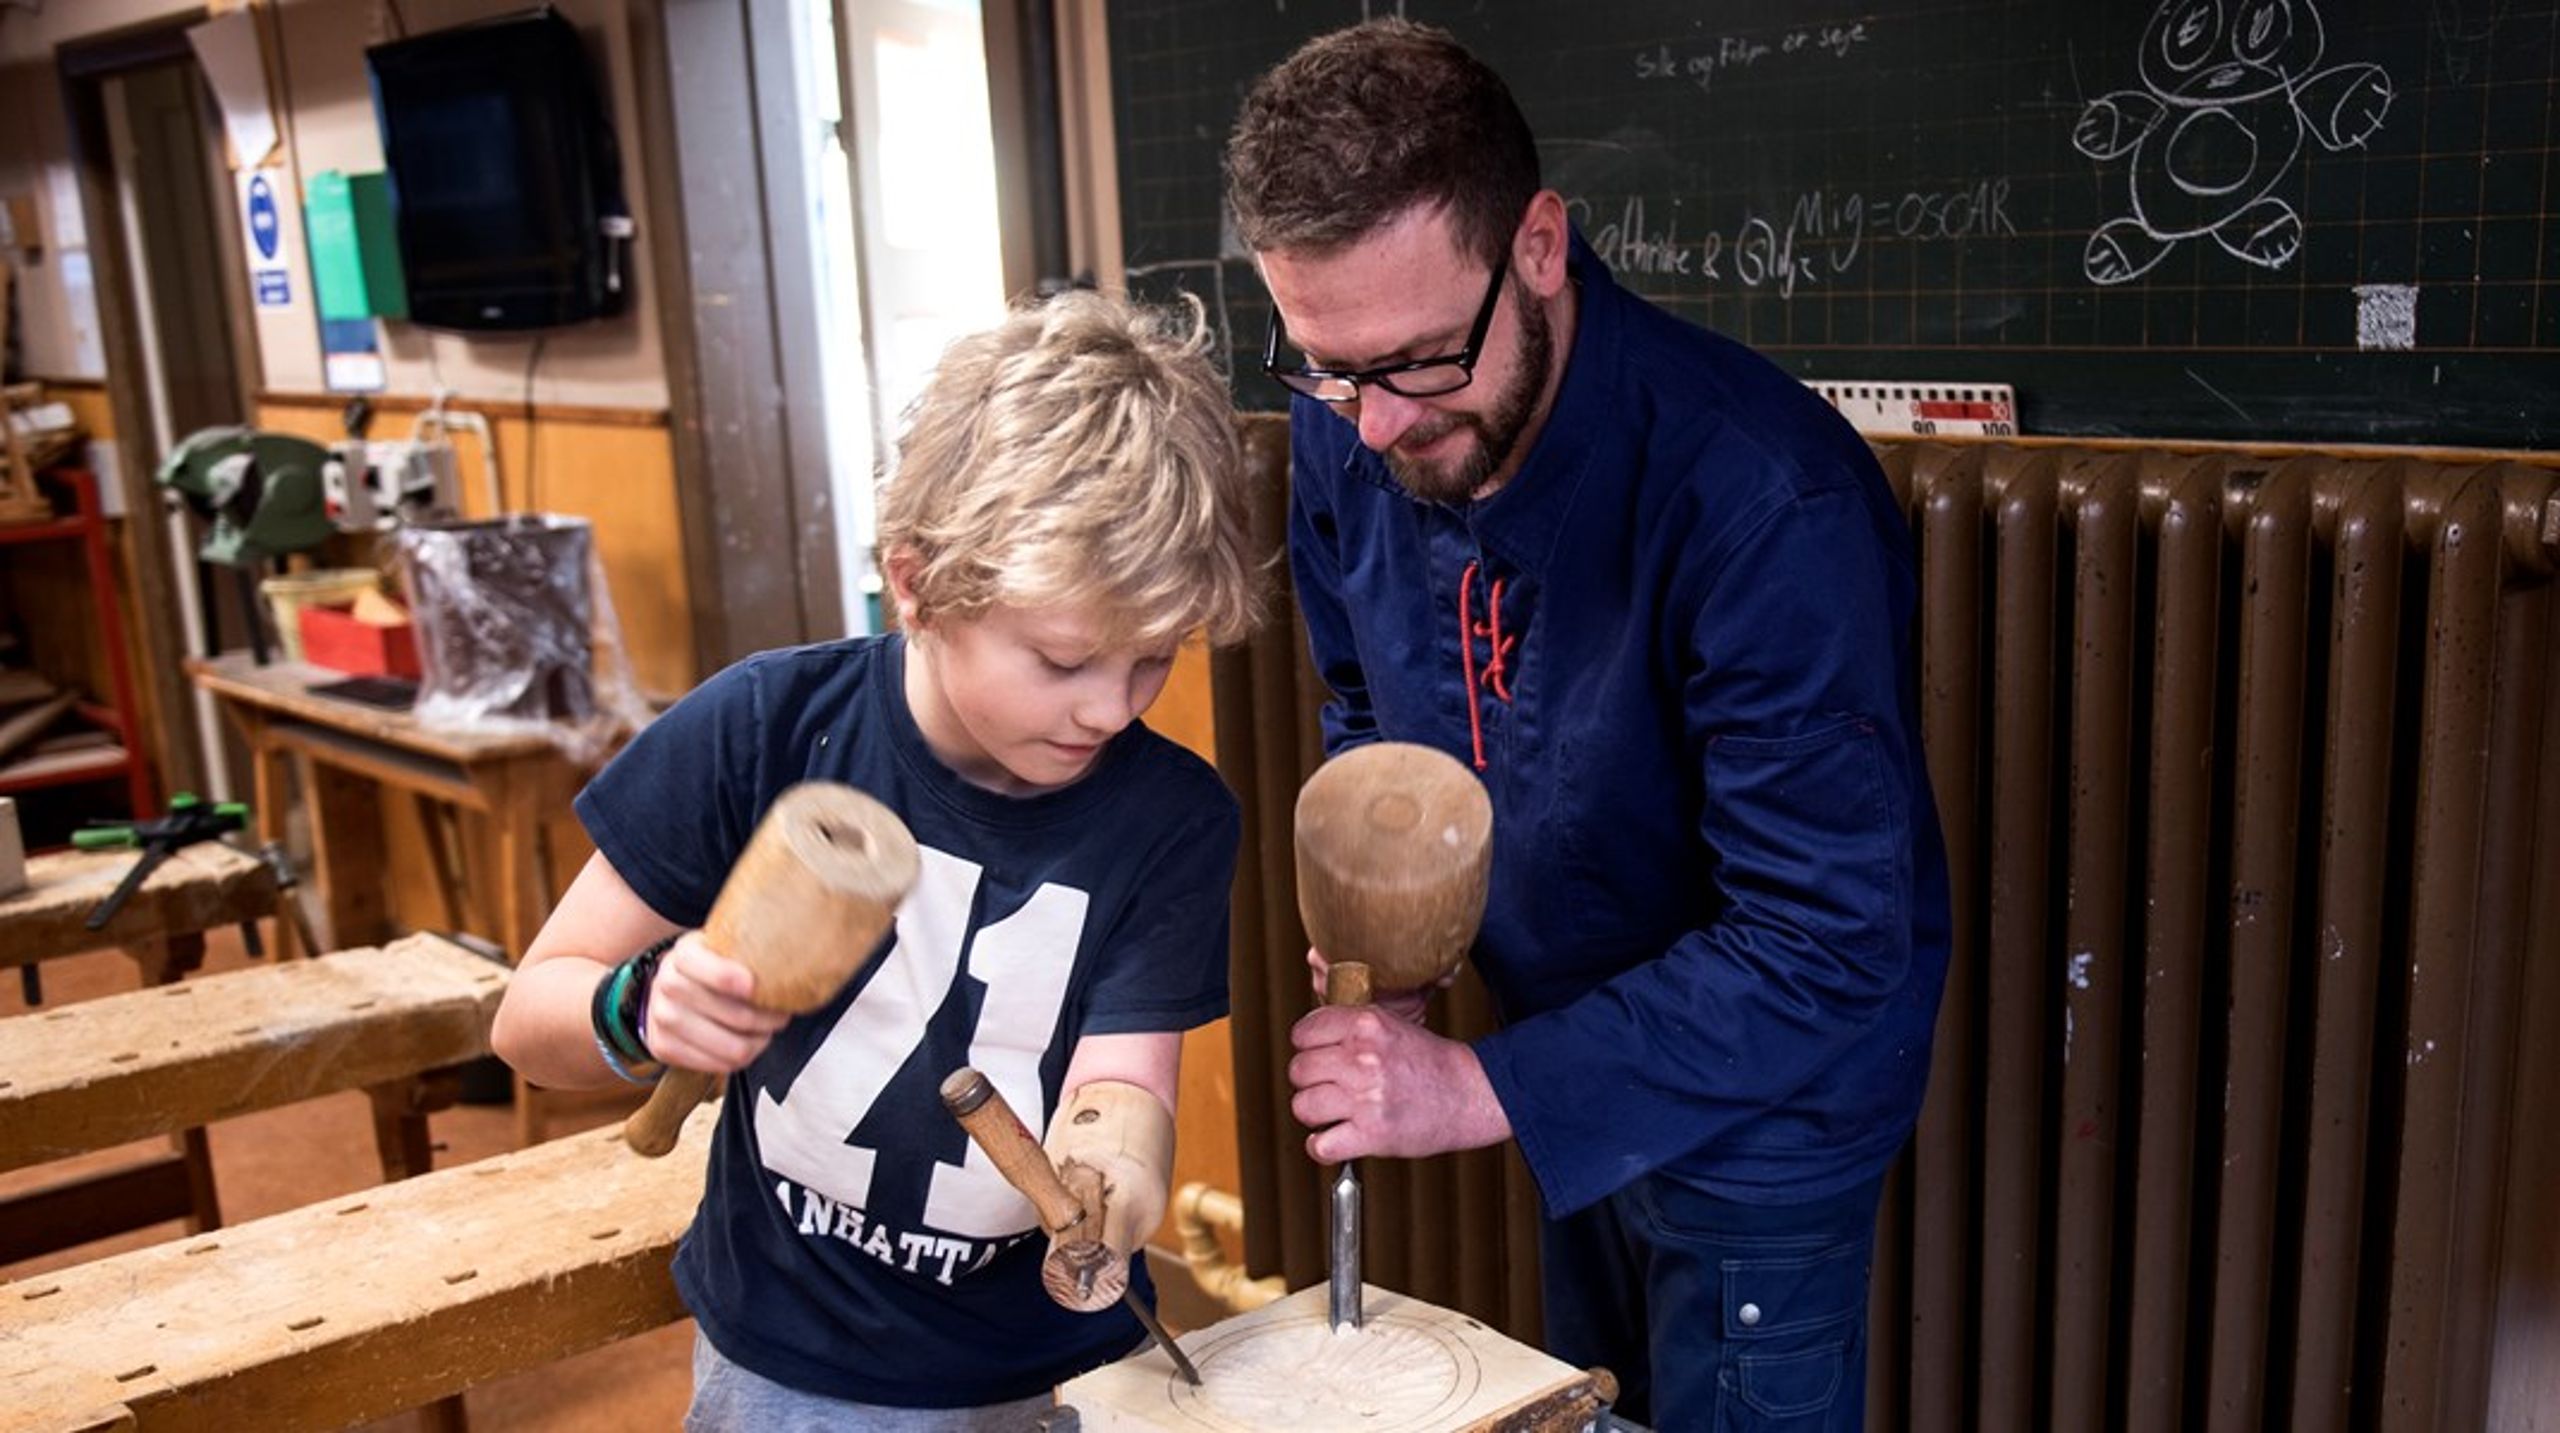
[624,782,920,1157]
[1293,741,1493,1332]
[940,1067,1204,1386]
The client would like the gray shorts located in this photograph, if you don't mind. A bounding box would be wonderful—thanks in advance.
[685,1331,1056,1432]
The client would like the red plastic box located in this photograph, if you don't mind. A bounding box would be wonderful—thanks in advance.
[299,602,422,679]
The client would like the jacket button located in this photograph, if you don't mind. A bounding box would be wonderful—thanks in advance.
[1738,1302,1763,1327]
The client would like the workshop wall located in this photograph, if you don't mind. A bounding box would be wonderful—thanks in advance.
[0,0,696,705]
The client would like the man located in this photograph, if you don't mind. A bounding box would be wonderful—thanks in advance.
[1224,20,1952,1429]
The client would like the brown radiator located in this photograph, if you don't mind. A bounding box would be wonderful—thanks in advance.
[1213,424,2560,1427]
[1870,444,2560,1433]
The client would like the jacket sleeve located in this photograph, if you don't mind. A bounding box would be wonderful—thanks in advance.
[1473,478,1931,1215]
[1285,403,1380,753]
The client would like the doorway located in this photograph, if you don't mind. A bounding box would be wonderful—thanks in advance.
[814,0,1008,632]
[58,23,256,805]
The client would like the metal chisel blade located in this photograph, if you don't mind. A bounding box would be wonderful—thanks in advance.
[1122,1288,1203,1386]
[1329,1158,1363,1331]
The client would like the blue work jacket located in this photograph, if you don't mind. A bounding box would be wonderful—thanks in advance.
[1286,235,1953,1216]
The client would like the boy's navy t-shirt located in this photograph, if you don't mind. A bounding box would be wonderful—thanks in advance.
[575,634,1236,1407]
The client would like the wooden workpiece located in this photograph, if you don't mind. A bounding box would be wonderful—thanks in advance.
[1,1117,713,1431]
[1056,1282,1611,1432]
[0,845,277,983]
[0,933,505,1173]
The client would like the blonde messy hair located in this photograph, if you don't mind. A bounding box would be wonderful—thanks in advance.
[877,290,1262,648]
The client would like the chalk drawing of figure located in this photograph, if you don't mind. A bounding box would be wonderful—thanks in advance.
[2074,0,2393,284]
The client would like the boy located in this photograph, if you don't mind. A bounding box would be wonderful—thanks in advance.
[491,290,1261,1426]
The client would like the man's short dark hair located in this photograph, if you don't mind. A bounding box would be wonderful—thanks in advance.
[1223,19,1540,268]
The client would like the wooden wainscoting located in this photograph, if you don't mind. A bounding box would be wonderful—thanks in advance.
[254,390,696,703]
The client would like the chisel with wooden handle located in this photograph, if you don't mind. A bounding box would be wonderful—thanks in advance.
[940,1066,1203,1387]
[1293,742,1493,1334]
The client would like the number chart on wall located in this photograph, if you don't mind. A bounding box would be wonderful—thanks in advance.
[1111,1,2560,447]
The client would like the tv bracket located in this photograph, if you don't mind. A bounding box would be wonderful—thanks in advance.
[601,213,636,295]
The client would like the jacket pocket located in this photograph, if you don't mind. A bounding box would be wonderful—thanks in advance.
[1702,716,1905,964]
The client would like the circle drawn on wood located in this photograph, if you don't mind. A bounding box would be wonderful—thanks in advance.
[1156,1303,1481,1431]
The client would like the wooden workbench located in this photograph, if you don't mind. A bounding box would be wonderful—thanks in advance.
[3,1117,708,1431]
[186,653,606,1143]
[0,933,507,1268]
[0,843,277,985]
[186,653,590,965]
[0,841,282,1258]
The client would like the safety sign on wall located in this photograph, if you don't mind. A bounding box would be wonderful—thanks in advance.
[243,170,291,308]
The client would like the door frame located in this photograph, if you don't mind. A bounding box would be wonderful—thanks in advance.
[56,11,244,801]
[628,0,844,669]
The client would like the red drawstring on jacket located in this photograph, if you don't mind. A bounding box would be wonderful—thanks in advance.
[1457,560,1516,771]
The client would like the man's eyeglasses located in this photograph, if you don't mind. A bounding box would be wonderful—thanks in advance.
[1263,251,1510,404]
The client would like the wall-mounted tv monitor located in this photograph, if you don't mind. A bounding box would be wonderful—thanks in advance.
[367,8,632,332]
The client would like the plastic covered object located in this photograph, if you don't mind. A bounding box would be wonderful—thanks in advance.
[394,514,651,764]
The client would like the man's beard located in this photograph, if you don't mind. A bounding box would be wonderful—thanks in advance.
[1382,279,1553,505]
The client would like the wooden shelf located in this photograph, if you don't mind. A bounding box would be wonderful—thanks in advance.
[0,514,92,546]
[0,742,134,791]
[0,467,153,821]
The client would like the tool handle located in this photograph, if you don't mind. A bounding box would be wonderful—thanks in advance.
[625,1067,720,1158]
[84,846,170,930]
[1326,959,1374,1009]
[73,827,137,850]
[940,1067,1089,1235]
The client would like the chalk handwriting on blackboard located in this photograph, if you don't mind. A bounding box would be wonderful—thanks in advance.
[2074,0,2394,285]
[1576,180,2018,300]
[2426,0,2508,83]
[1105,1,2560,447]
[1633,21,1872,94]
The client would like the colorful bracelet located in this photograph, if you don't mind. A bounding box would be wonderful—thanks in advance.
[587,956,632,1059]
[602,961,646,1060]
[614,936,675,1056]
[588,936,678,1081]
[592,1025,664,1086]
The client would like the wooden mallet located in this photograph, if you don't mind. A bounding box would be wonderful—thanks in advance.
[624,781,920,1157]
[1293,741,1493,1331]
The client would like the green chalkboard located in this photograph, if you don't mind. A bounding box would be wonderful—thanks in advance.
[1110,1,2560,448]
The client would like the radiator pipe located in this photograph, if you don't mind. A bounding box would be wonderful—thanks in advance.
[1173,1182,1284,1315]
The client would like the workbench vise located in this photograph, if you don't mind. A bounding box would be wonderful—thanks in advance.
[77,793,250,932]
